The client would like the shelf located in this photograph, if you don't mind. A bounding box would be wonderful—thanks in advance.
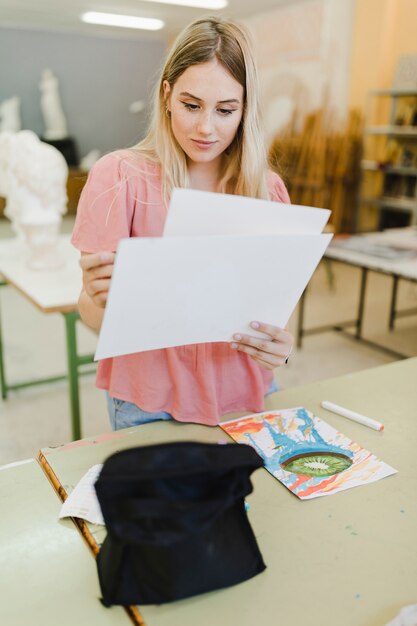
[361,161,417,176]
[361,196,417,211]
[369,88,417,97]
[358,88,417,230]
[365,126,417,137]
[380,197,417,210]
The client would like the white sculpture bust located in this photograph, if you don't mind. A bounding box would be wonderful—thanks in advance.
[0,130,69,269]
[0,130,68,226]
[39,68,69,140]
[0,97,22,133]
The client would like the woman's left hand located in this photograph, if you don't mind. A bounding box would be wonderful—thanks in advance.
[230,321,293,370]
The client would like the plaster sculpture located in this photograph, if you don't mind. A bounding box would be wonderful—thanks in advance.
[39,68,69,140]
[0,130,68,269]
[0,97,22,132]
[80,148,101,171]
[129,99,145,114]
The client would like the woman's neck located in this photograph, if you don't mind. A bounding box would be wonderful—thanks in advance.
[187,157,223,193]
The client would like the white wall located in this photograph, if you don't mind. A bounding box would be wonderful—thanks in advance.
[244,0,355,140]
[0,27,165,159]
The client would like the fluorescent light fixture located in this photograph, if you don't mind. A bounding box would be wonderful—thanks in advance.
[81,12,165,31]
[140,0,227,7]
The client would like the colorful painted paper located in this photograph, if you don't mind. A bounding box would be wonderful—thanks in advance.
[221,408,397,500]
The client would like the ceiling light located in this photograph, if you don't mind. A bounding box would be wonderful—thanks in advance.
[140,0,228,8]
[81,12,165,31]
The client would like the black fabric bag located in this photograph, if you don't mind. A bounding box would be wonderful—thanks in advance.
[95,441,266,606]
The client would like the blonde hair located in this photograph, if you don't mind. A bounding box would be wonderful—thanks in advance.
[132,16,269,202]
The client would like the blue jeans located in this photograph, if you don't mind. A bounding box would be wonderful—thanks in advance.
[106,394,173,430]
[106,378,279,431]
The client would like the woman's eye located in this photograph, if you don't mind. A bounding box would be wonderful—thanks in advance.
[218,108,234,116]
[183,102,199,111]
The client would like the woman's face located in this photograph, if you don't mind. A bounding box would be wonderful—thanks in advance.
[163,59,244,168]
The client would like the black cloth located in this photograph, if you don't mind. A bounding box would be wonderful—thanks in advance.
[40,137,78,166]
[95,441,266,606]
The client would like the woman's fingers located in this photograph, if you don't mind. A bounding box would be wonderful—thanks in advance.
[249,321,291,344]
[79,252,115,307]
[231,320,294,370]
[230,337,279,370]
[79,251,115,271]
[88,278,112,300]
[83,263,114,287]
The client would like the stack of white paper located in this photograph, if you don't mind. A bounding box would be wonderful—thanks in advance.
[95,189,331,360]
[164,188,330,236]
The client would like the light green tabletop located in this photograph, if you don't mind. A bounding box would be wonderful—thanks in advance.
[0,458,129,625]
[40,358,417,626]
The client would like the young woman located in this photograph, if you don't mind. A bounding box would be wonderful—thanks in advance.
[72,16,294,430]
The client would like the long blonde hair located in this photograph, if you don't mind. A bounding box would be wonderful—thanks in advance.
[132,16,269,202]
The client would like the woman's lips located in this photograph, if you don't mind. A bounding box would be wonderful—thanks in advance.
[191,139,217,149]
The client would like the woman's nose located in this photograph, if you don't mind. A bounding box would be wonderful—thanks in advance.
[196,111,213,135]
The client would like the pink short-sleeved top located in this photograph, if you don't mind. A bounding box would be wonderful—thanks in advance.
[71,149,290,426]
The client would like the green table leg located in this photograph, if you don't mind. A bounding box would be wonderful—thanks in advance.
[0,280,94,439]
[64,311,83,441]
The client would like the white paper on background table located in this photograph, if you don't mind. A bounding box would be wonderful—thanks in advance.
[164,188,330,236]
[95,233,332,360]
[221,408,397,500]
[59,463,104,525]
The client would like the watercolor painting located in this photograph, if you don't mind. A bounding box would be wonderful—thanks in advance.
[221,408,397,500]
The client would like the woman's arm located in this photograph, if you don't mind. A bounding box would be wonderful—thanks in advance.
[78,251,115,332]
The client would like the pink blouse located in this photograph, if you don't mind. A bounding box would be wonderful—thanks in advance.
[71,149,290,426]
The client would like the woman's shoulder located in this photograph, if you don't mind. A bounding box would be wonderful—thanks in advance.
[266,169,291,204]
[90,149,161,178]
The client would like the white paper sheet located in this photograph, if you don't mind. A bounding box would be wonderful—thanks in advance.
[95,233,332,360]
[385,605,417,626]
[164,188,330,236]
[221,408,397,500]
[59,464,104,525]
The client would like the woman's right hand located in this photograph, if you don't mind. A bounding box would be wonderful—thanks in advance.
[79,251,116,308]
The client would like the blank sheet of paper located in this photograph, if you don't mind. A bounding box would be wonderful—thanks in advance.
[164,188,330,236]
[95,233,332,360]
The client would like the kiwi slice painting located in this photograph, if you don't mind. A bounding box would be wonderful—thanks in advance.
[281,451,353,477]
[220,407,397,499]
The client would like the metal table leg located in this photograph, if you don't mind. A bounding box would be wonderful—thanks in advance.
[389,275,399,331]
[63,311,96,441]
[297,287,307,348]
[356,267,368,339]
[0,281,95,441]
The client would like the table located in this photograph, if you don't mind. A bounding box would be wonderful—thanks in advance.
[297,227,417,358]
[0,235,94,440]
[0,458,128,625]
[38,357,417,626]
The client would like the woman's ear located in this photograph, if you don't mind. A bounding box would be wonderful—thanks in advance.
[162,80,171,111]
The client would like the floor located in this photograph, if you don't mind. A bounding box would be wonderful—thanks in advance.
[1,217,416,465]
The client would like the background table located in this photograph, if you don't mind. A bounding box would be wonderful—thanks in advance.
[39,358,417,626]
[298,227,417,358]
[0,235,94,440]
[0,458,129,625]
